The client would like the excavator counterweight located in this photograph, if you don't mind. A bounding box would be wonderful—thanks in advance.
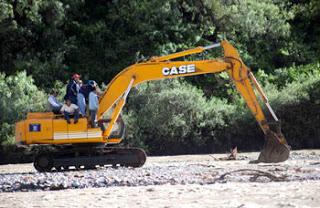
[15,40,290,172]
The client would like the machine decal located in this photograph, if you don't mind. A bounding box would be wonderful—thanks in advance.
[29,124,41,132]
[162,64,196,76]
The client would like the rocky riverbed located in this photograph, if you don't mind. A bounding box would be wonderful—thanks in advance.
[0,150,319,207]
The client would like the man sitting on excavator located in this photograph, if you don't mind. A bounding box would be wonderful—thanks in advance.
[60,98,80,124]
[48,90,63,114]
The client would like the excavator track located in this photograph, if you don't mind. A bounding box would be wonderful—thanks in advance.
[33,145,146,172]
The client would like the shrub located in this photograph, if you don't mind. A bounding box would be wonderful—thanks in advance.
[268,77,320,149]
[123,79,236,155]
[0,71,47,144]
[222,63,320,151]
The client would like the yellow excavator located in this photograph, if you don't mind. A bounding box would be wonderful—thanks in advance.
[15,40,290,172]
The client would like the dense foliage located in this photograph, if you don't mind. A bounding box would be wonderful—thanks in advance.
[0,72,46,144]
[0,0,319,154]
[1,0,319,87]
[123,79,236,154]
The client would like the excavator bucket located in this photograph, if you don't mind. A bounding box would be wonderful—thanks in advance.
[257,131,290,163]
[251,125,290,163]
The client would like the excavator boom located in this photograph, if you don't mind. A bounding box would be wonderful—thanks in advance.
[98,40,290,163]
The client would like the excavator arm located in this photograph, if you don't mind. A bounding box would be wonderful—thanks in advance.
[98,40,290,163]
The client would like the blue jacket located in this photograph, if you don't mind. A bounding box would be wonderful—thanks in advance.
[65,79,78,104]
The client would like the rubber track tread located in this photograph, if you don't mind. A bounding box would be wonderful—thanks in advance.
[33,145,146,172]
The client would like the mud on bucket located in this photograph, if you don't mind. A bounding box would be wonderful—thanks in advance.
[250,130,290,163]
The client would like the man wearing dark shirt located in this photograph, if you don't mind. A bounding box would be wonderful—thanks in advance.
[65,73,80,104]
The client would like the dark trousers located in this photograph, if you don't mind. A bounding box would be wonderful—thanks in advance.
[64,110,79,123]
[90,110,106,131]
[52,106,62,114]
[89,110,97,127]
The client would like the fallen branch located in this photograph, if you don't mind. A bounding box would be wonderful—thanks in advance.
[216,169,288,182]
[187,163,215,168]
[310,162,320,166]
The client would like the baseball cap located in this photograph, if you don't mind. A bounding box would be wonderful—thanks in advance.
[72,73,81,79]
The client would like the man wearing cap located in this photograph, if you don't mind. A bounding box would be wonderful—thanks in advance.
[65,73,80,104]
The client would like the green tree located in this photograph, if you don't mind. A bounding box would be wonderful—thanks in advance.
[205,0,294,69]
[62,0,215,84]
[283,0,320,65]
[0,0,70,89]
[0,71,46,144]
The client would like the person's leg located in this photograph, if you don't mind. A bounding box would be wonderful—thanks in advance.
[52,108,59,114]
[52,106,62,114]
[77,94,86,116]
[90,110,97,127]
[98,121,106,132]
[82,95,86,116]
[64,111,71,124]
[74,109,79,124]
[93,110,97,127]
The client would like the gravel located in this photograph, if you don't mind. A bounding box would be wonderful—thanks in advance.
[0,150,319,192]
